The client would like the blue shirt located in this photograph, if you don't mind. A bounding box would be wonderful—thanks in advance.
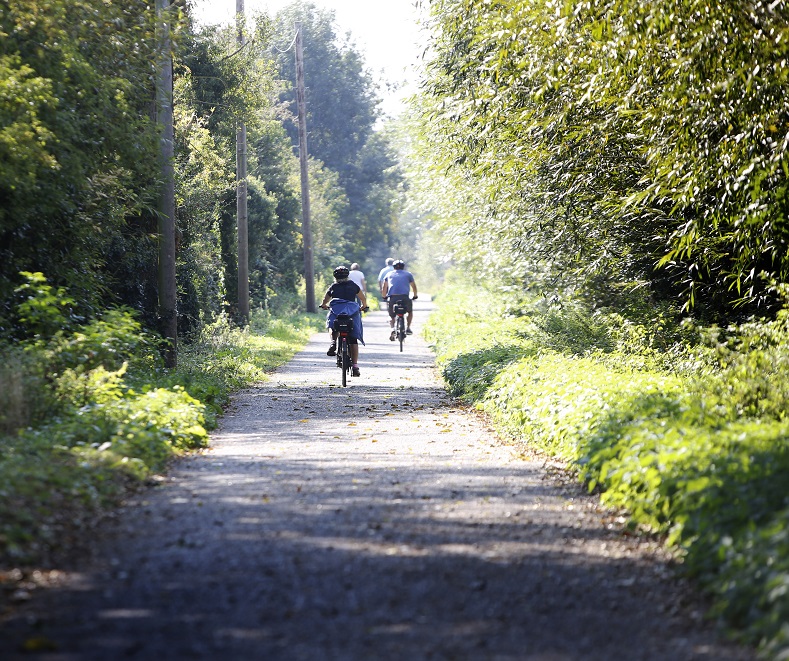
[385,269,414,296]
[377,265,394,286]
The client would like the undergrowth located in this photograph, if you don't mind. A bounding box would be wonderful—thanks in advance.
[0,273,323,565]
[425,277,789,659]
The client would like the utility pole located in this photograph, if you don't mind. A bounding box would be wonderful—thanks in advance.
[295,22,316,312]
[236,0,250,324]
[156,0,177,367]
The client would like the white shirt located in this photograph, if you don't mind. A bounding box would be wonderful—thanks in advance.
[348,270,366,291]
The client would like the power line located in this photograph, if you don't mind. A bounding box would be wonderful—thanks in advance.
[272,30,298,54]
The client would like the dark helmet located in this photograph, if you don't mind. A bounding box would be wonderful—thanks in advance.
[393,259,405,269]
[333,265,350,279]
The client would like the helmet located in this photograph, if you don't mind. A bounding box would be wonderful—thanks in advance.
[333,265,350,279]
[393,259,405,269]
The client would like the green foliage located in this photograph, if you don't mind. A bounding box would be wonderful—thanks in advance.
[12,272,77,338]
[273,2,405,271]
[175,16,300,321]
[417,0,789,318]
[0,0,163,318]
[689,310,789,422]
[0,385,207,562]
[428,279,789,657]
[0,275,323,564]
[714,507,789,657]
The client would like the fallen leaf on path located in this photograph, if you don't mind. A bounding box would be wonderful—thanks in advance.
[23,637,58,652]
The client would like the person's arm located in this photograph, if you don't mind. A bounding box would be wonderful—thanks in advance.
[319,288,332,308]
[357,289,368,309]
[410,279,418,299]
[381,279,389,298]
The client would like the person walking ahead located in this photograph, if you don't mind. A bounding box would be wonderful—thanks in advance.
[382,259,417,341]
[348,263,367,305]
[377,258,394,296]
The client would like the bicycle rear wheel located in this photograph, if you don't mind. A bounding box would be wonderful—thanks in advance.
[397,317,405,352]
[341,338,349,387]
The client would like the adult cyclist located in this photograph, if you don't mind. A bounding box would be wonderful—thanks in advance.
[320,265,369,377]
[381,259,418,341]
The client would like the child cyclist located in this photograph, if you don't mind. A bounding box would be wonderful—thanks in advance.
[319,265,369,377]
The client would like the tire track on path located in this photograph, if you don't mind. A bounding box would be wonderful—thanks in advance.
[2,300,753,660]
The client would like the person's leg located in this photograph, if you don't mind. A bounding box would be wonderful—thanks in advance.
[327,329,337,355]
[350,343,361,376]
[387,300,395,327]
[387,299,396,339]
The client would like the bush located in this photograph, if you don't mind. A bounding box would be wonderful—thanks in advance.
[0,275,324,564]
[427,278,789,658]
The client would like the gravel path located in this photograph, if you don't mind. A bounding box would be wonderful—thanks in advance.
[2,301,754,660]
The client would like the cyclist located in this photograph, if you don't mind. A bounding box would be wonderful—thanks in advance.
[320,265,368,377]
[381,259,417,341]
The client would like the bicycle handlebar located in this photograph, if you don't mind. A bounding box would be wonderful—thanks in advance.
[320,302,369,312]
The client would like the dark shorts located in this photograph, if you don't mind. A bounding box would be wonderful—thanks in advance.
[387,294,412,318]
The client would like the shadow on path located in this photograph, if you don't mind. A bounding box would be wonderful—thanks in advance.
[0,301,754,660]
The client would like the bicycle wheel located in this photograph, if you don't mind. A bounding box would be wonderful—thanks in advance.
[341,338,349,387]
[397,317,405,352]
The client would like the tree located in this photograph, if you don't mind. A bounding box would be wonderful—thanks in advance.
[0,0,162,328]
[272,2,404,273]
[418,0,789,318]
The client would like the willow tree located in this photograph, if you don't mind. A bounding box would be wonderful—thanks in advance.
[419,0,789,318]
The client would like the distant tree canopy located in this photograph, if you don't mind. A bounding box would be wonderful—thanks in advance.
[418,0,789,319]
[174,14,305,323]
[273,1,405,274]
[0,0,409,343]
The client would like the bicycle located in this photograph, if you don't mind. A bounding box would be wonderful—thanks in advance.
[333,313,354,387]
[321,299,368,387]
[392,299,407,352]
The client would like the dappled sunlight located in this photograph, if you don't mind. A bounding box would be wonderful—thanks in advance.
[3,302,748,661]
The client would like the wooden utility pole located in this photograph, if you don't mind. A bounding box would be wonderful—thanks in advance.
[236,0,250,324]
[295,22,316,312]
[156,0,177,367]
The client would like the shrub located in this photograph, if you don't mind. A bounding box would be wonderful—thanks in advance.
[428,278,789,657]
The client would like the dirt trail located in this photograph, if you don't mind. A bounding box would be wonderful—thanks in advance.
[2,301,753,660]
